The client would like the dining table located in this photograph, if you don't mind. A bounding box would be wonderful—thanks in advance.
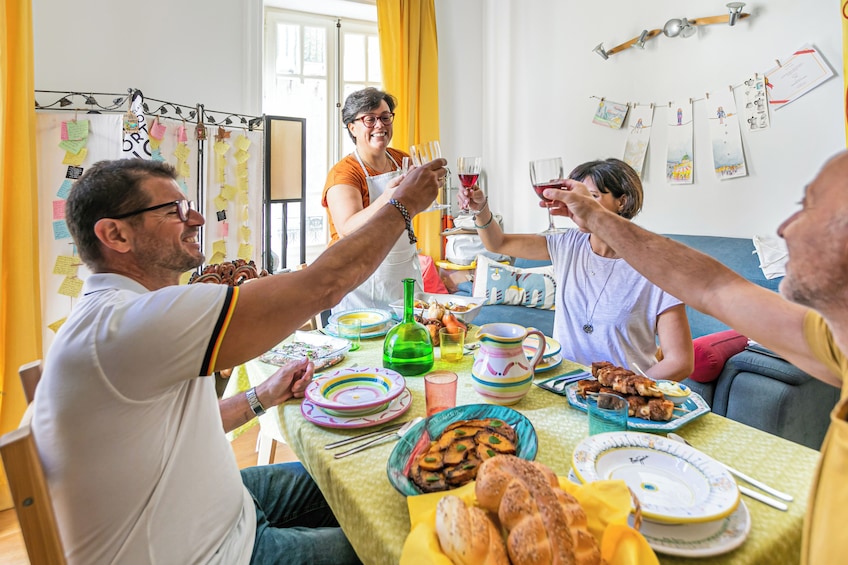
[241,331,820,565]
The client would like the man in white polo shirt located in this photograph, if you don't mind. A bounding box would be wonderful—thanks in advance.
[32,157,445,564]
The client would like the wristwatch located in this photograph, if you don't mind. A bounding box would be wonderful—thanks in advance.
[245,387,266,417]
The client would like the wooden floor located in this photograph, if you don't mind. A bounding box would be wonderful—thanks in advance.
[0,425,298,564]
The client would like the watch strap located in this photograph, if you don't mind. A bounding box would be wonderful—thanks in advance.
[245,387,266,417]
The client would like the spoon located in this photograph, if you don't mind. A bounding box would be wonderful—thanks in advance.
[667,433,793,505]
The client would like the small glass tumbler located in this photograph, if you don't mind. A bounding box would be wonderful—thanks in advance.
[424,371,458,417]
[338,319,361,351]
[438,327,466,362]
[587,392,628,435]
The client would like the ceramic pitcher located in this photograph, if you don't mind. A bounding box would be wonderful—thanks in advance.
[471,323,546,405]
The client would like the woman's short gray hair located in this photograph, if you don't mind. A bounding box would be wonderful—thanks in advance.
[341,87,397,142]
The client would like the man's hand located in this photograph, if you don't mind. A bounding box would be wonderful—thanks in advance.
[392,158,447,215]
[258,357,315,407]
[545,179,605,230]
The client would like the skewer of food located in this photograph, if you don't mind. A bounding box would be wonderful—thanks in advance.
[573,362,677,422]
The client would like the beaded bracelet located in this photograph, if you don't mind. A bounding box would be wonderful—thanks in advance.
[389,198,418,244]
[474,213,495,229]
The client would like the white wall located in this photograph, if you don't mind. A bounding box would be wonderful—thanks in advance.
[33,0,843,241]
[436,0,844,238]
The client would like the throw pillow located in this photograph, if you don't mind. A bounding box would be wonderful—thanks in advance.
[472,255,556,309]
[689,329,749,383]
[417,254,449,295]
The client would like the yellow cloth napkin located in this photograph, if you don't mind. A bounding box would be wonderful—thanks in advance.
[400,478,658,565]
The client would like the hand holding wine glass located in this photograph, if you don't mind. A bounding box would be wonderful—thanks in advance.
[529,157,568,234]
[456,156,482,214]
[410,141,449,211]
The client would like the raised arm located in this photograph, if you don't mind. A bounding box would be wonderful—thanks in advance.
[214,158,446,370]
[550,180,837,385]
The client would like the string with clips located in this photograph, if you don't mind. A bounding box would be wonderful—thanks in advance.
[590,71,768,111]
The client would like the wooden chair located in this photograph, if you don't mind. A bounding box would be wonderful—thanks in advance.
[0,361,66,563]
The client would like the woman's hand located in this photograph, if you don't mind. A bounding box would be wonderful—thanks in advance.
[458,185,487,213]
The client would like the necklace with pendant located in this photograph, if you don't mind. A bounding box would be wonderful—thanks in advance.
[583,249,617,334]
[358,149,395,174]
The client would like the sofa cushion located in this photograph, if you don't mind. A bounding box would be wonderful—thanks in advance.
[472,255,556,309]
[689,330,749,383]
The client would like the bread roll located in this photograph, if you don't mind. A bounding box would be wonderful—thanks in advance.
[435,495,509,565]
[475,455,601,565]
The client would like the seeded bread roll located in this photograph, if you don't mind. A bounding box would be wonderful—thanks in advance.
[435,495,509,565]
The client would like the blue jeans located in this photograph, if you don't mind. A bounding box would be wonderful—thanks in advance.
[241,463,361,565]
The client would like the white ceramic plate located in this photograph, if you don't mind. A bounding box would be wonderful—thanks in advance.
[301,387,413,429]
[572,432,739,524]
[388,292,483,324]
[327,308,393,331]
[565,382,710,432]
[533,354,563,373]
[323,321,394,339]
[568,466,751,557]
[523,335,561,359]
[635,501,751,557]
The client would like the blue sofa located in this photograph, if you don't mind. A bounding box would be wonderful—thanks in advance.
[456,234,839,449]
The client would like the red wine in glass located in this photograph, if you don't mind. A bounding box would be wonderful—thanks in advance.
[458,173,479,188]
[529,157,567,234]
[532,179,568,202]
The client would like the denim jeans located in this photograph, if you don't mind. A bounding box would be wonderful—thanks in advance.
[241,463,361,565]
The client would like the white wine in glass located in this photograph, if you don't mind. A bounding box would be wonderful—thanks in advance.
[410,141,449,211]
[529,157,568,234]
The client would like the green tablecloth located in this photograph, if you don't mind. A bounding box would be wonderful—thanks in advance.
[244,334,819,565]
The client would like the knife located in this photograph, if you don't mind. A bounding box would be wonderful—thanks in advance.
[323,421,406,450]
[739,485,788,511]
[334,416,423,459]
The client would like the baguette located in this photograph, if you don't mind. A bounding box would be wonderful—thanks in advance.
[436,495,510,565]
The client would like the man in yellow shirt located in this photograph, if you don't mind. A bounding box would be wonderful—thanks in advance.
[549,150,848,564]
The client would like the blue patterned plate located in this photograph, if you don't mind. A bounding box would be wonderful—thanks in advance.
[564,382,710,432]
[386,404,538,496]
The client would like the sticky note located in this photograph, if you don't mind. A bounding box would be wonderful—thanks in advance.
[178,162,190,178]
[59,139,86,154]
[56,179,74,199]
[220,221,229,237]
[53,199,66,220]
[177,125,188,143]
[53,220,71,240]
[208,251,227,265]
[235,135,251,151]
[150,121,167,140]
[214,141,231,156]
[239,205,249,222]
[58,276,84,298]
[62,147,88,166]
[221,184,237,200]
[53,255,80,275]
[60,122,69,141]
[48,317,67,333]
[151,148,165,162]
[234,149,250,164]
[214,195,228,210]
[212,240,228,256]
[174,143,191,161]
[178,179,189,194]
[239,226,252,242]
[237,244,253,261]
[66,166,84,179]
[66,120,89,140]
[149,137,162,151]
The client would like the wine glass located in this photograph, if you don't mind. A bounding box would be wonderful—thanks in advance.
[456,156,482,214]
[410,141,450,211]
[529,157,568,234]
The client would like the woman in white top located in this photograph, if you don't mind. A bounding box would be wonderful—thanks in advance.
[458,158,694,380]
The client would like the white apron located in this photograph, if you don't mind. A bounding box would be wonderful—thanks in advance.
[332,151,423,315]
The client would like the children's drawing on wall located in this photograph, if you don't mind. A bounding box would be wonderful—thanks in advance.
[666,101,693,185]
[592,99,629,129]
[742,74,770,132]
[706,89,747,180]
[623,104,654,179]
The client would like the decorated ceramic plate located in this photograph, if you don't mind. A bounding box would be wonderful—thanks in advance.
[523,335,561,359]
[301,387,412,429]
[564,382,710,432]
[533,354,563,373]
[386,404,538,496]
[304,367,406,416]
[323,321,394,339]
[572,432,740,524]
[634,500,751,557]
[327,308,393,331]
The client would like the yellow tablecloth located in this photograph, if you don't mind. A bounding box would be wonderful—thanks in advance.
[244,335,819,565]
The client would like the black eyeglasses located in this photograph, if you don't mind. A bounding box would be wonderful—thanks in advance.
[354,112,395,128]
[110,200,196,222]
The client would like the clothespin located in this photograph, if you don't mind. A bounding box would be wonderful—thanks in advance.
[706,92,710,100]
[775,59,781,68]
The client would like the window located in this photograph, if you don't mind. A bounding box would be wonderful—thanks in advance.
[263,7,380,267]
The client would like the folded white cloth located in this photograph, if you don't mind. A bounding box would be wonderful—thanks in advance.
[752,235,788,279]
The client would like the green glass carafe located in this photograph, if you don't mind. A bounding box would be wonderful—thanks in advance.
[383,278,434,376]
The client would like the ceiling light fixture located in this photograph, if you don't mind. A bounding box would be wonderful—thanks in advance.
[594,3,749,60]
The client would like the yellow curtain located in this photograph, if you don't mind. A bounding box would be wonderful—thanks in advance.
[376,0,443,260]
[0,0,42,509]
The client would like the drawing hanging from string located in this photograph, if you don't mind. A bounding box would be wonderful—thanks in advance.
[706,89,747,180]
[622,104,654,179]
[592,99,629,129]
[666,100,693,185]
[742,74,769,132]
